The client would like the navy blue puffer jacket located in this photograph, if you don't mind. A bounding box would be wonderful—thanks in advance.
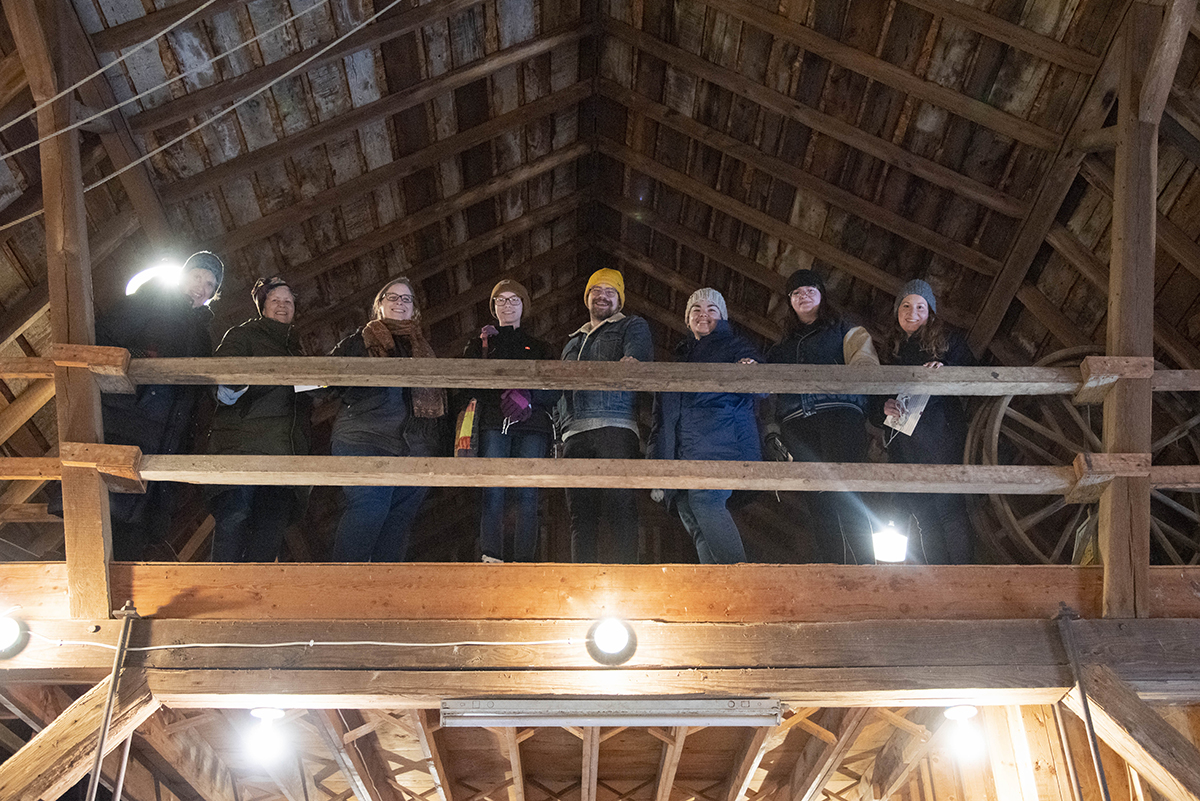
[648,321,762,463]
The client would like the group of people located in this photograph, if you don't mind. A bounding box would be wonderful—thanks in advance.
[95,252,974,566]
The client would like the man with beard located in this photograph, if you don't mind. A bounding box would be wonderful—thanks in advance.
[557,269,652,563]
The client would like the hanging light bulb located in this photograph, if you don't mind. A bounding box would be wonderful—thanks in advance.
[872,520,908,563]
[944,705,986,762]
[245,708,287,764]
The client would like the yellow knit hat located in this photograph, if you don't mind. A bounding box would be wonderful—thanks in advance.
[584,268,625,308]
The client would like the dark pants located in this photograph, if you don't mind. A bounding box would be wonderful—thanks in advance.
[479,427,550,561]
[676,489,746,564]
[907,492,973,564]
[331,439,428,562]
[109,482,177,561]
[209,485,294,562]
[781,408,873,564]
[563,426,640,564]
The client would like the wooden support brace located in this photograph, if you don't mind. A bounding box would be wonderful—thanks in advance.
[0,378,54,444]
[0,670,160,801]
[1063,665,1200,801]
[1075,126,1118,152]
[50,344,134,394]
[0,456,62,480]
[60,441,144,493]
[1075,357,1156,405]
[1067,453,1151,504]
[0,358,55,378]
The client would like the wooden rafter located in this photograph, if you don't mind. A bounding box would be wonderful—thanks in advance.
[654,726,689,801]
[0,683,168,801]
[204,81,589,255]
[136,707,240,801]
[269,140,588,319]
[724,724,794,801]
[88,0,244,53]
[410,710,455,801]
[786,709,871,801]
[581,726,601,801]
[312,708,405,801]
[0,671,160,801]
[0,377,53,445]
[1063,665,1200,801]
[163,27,586,205]
[599,79,1003,277]
[126,0,483,133]
[601,16,1025,218]
[698,0,1059,150]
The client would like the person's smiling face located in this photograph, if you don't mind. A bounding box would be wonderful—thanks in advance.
[897,294,929,334]
[263,286,295,324]
[181,267,217,309]
[380,283,415,321]
[494,291,523,327]
[789,285,822,323]
[688,300,722,339]
[586,284,620,322]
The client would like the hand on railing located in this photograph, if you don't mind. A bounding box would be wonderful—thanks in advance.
[217,385,248,405]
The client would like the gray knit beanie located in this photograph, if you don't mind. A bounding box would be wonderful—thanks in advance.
[685,287,728,324]
[893,279,937,316]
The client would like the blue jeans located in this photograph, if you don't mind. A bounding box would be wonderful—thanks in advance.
[210,485,294,562]
[676,489,746,564]
[479,427,550,561]
[331,439,428,562]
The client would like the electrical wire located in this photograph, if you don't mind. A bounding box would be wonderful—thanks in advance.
[0,0,404,234]
[31,630,578,652]
[0,0,223,138]
[0,0,331,164]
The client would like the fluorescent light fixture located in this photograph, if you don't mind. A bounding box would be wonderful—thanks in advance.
[440,698,782,728]
[872,521,908,563]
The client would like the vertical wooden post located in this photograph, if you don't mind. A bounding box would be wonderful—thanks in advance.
[1101,3,1159,619]
[3,0,111,618]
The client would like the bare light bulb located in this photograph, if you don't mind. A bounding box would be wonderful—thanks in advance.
[245,708,286,764]
[872,521,908,563]
[125,261,182,296]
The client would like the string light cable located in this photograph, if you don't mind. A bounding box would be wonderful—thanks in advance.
[0,0,223,139]
[0,0,403,233]
[29,629,578,653]
[0,0,331,164]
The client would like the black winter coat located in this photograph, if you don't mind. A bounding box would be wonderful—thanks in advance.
[329,327,446,456]
[878,326,973,465]
[96,278,213,455]
[461,325,558,436]
[208,317,310,456]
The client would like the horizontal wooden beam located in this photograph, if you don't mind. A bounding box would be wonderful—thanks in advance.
[138,455,1078,494]
[124,357,1087,393]
[0,358,54,378]
[88,0,244,53]
[0,563,1197,627]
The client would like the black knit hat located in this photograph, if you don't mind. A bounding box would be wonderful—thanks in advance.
[251,275,292,314]
[184,251,224,290]
[785,268,826,297]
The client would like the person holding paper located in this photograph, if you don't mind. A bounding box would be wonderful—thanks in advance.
[208,276,312,562]
[763,267,879,564]
[461,279,557,563]
[326,277,446,562]
[878,279,974,564]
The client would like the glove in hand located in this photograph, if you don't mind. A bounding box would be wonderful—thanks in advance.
[763,432,792,462]
[500,388,533,424]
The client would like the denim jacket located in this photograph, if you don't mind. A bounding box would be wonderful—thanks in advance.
[556,312,653,439]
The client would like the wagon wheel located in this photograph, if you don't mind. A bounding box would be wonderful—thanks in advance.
[965,347,1200,565]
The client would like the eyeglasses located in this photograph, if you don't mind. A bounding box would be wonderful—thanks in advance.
[790,287,820,299]
[494,296,522,307]
[382,293,415,304]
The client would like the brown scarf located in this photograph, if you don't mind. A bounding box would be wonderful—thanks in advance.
[362,318,445,419]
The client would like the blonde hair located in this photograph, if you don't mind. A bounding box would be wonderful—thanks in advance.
[372,278,420,321]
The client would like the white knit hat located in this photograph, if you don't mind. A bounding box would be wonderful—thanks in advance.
[685,287,728,324]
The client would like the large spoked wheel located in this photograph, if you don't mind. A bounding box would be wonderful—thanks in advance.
[965,347,1200,565]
